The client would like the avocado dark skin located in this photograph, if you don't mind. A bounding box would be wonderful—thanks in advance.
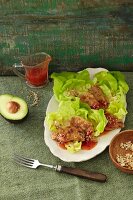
[1,111,29,123]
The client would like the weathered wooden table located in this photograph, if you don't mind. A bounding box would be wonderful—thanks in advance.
[0,0,133,75]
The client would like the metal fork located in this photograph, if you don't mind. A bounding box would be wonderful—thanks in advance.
[13,154,107,183]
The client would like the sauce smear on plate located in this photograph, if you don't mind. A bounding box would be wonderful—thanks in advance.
[58,140,97,150]
[58,143,66,149]
[81,140,97,150]
[100,131,109,136]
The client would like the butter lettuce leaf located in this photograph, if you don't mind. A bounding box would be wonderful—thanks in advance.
[46,98,91,131]
[88,109,108,137]
[46,98,107,138]
[94,71,128,119]
[99,84,112,100]
[65,141,82,153]
[46,99,78,131]
[51,70,92,101]
[93,71,118,94]
[110,71,129,94]
[107,86,127,119]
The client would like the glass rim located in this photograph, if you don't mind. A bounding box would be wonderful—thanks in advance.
[20,52,51,68]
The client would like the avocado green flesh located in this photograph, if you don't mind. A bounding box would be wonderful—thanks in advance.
[0,94,28,121]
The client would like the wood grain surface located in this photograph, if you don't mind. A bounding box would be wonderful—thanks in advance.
[0,0,133,75]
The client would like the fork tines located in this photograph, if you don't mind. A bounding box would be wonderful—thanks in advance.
[13,154,34,168]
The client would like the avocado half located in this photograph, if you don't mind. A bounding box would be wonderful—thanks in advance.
[0,94,28,122]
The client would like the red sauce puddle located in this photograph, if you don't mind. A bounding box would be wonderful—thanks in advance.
[58,140,98,151]
[58,143,66,149]
[81,140,97,150]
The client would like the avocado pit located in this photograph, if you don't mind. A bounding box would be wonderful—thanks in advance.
[7,101,20,114]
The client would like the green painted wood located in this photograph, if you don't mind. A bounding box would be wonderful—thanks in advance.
[0,0,133,75]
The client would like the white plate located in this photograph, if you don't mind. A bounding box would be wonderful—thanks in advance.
[44,68,125,162]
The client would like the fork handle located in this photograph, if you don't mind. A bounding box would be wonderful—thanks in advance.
[56,166,107,183]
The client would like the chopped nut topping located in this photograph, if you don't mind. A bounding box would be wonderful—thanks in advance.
[116,153,133,170]
[120,141,133,151]
[28,90,40,107]
[116,141,133,170]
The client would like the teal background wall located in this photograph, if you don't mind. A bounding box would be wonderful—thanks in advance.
[0,0,133,75]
